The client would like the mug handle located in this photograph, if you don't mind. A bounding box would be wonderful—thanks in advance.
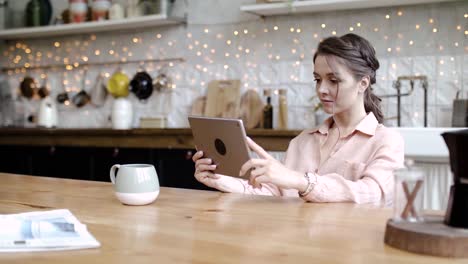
[110,164,120,184]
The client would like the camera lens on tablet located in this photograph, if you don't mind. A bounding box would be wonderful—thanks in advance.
[214,138,227,156]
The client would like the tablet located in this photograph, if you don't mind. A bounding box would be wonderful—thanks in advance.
[188,116,251,178]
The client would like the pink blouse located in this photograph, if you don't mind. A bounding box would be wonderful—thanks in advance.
[215,113,405,205]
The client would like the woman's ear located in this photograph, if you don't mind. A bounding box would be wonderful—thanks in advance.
[358,76,370,93]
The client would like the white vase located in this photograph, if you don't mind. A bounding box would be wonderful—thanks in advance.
[37,96,58,128]
[112,98,133,129]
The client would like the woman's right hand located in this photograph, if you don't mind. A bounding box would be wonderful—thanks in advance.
[192,150,221,188]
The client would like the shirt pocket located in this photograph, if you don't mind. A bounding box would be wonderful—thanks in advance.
[342,160,367,181]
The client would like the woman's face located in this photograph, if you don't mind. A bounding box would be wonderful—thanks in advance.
[313,55,366,115]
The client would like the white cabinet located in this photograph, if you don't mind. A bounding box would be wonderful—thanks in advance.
[393,127,461,163]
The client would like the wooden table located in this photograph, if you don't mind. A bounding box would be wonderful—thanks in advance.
[0,173,464,263]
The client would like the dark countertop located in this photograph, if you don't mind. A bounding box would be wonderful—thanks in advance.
[0,128,301,151]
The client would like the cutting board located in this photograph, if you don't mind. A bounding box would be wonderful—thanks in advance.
[191,96,206,116]
[239,89,264,129]
[204,80,241,118]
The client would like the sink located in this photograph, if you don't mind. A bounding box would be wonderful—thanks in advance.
[392,127,465,162]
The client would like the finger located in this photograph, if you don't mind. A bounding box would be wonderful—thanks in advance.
[246,137,273,160]
[240,159,254,177]
[248,170,262,189]
[192,150,204,162]
[249,173,267,189]
[239,159,267,176]
[247,166,267,187]
[195,158,213,168]
[248,173,257,187]
[252,175,270,187]
[250,166,267,178]
[196,164,217,173]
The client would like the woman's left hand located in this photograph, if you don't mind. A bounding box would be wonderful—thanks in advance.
[239,137,307,191]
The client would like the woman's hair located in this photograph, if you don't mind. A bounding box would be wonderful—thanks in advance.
[313,33,384,123]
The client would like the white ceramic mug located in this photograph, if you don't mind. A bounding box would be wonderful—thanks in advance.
[110,164,160,205]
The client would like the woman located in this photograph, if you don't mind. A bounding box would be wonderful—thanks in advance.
[192,33,404,205]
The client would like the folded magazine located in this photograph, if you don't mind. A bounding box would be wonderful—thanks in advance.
[0,209,100,252]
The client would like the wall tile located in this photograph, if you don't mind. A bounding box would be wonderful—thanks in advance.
[1,0,466,129]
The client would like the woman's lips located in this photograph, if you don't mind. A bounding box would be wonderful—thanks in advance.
[320,99,334,104]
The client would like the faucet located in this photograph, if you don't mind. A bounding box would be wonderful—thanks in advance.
[380,75,428,127]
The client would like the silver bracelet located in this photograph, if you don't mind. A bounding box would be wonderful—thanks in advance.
[298,172,316,197]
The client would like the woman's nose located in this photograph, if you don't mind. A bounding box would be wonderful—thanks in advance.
[317,83,330,95]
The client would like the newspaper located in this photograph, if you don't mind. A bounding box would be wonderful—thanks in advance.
[0,209,100,252]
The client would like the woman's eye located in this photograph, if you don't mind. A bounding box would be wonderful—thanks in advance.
[330,79,339,84]
[314,79,321,83]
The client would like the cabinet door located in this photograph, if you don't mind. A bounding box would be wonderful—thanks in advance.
[91,147,154,182]
[155,149,214,191]
[0,145,32,175]
[31,146,92,180]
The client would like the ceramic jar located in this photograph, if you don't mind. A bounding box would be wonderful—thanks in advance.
[92,0,111,21]
[69,0,87,23]
[112,98,133,129]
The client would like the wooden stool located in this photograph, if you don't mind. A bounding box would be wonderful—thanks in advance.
[384,215,468,258]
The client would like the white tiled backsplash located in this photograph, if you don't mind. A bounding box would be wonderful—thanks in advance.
[0,0,466,129]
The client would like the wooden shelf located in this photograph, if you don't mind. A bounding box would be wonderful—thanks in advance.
[241,0,459,16]
[0,14,185,41]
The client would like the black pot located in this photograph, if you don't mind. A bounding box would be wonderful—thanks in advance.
[129,71,153,100]
[72,90,91,107]
[56,92,69,104]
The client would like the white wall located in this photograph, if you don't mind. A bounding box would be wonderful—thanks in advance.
[0,0,466,128]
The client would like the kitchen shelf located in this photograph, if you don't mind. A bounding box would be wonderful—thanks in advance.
[240,0,459,16]
[0,14,185,41]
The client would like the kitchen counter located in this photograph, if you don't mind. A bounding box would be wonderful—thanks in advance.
[0,172,461,264]
[394,127,463,163]
[0,127,465,159]
[0,128,300,151]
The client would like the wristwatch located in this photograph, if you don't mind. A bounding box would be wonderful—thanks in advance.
[298,172,316,197]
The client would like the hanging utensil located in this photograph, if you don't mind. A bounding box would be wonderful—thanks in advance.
[37,74,50,98]
[20,76,37,99]
[90,72,107,107]
[71,69,91,107]
[153,72,172,92]
[56,73,70,105]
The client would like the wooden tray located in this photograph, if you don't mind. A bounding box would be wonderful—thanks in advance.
[384,216,468,258]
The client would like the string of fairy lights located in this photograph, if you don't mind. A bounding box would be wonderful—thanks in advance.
[2,8,467,95]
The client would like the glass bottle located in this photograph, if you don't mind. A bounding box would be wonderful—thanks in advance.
[262,89,273,129]
[0,0,7,30]
[277,89,288,130]
[25,0,41,27]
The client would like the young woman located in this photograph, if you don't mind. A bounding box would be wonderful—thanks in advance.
[192,33,404,205]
